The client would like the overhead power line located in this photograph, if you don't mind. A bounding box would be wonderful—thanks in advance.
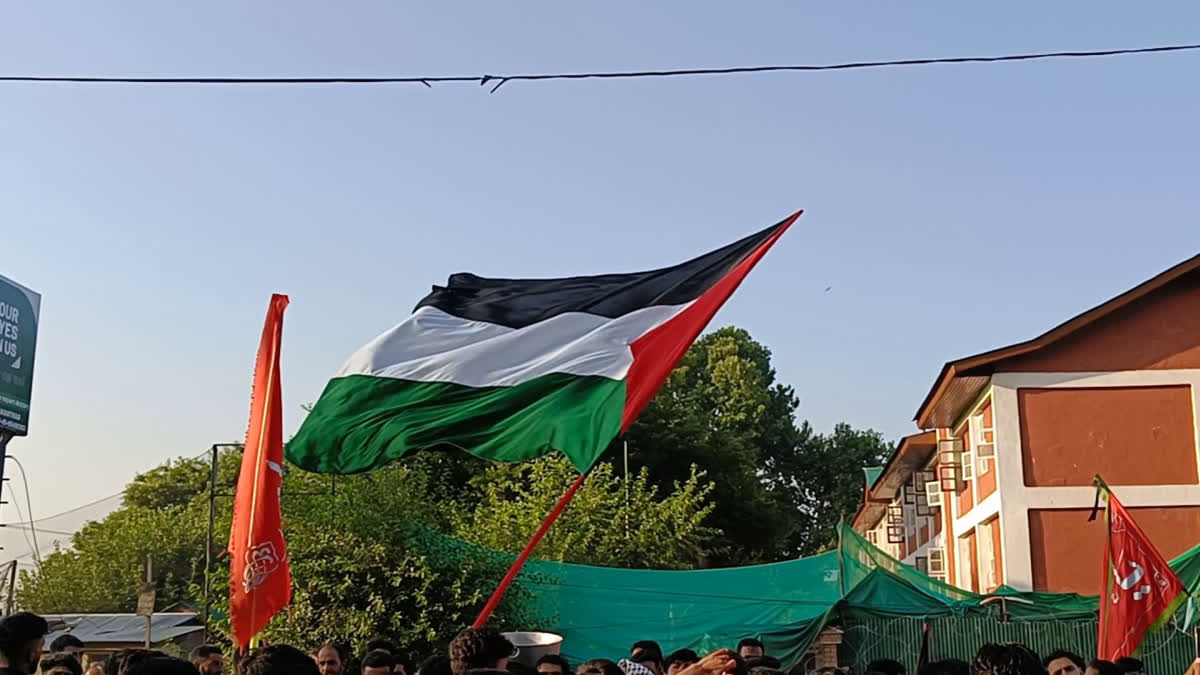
[0,43,1197,92]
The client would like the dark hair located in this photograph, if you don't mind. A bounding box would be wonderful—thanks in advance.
[125,657,199,675]
[632,648,664,671]
[918,660,970,675]
[42,653,85,675]
[867,661,906,675]
[363,651,397,671]
[315,645,348,662]
[51,635,86,653]
[970,644,1041,675]
[1042,652,1085,672]
[537,656,571,673]
[577,661,624,675]
[0,611,49,669]
[664,651,698,670]
[419,656,452,675]
[242,645,321,675]
[507,662,537,675]
[449,627,514,675]
[1086,662,1120,675]
[1113,659,1143,675]
[189,646,222,665]
[746,658,782,672]
[631,643,662,658]
[738,639,765,652]
[367,641,397,656]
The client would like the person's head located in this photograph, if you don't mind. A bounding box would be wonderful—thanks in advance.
[86,662,105,675]
[0,611,49,673]
[448,627,514,675]
[867,661,905,675]
[737,640,764,661]
[1042,651,1085,675]
[1084,661,1120,675]
[537,655,571,675]
[125,656,199,675]
[315,645,348,675]
[242,645,321,675]
[189,646,224,675]
[50,635,86,660]
[918,660,969,675]
[42,653,84,675]
[507,662,536,675]
[577,661,624,675]
[971,644,1042,675]
[1112,659,1143,675]
[367,641,397,657]
[630,647,663,675]
[664,650,699,675]
[418,656,452,675]
[363,651,397,675]
[746,657,782,675]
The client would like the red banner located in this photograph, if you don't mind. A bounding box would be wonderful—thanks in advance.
[229,294,291,648]
[1097,486,1185,660]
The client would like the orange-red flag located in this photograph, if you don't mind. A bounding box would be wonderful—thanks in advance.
[1096,479,1186,660]
[229,294,291,648]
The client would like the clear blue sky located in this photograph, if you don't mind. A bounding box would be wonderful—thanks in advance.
[2,2,1199,564]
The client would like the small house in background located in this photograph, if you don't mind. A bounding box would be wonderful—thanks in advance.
[855,253,1200,594]
[43,612,204,663]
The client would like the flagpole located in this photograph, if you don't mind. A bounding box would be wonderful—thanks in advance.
[471,472,588,628]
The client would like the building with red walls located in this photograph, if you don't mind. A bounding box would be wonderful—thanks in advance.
[854,254,1200,593]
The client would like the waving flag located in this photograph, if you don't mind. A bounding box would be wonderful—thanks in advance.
[229,294,291,649]
[287,212,799,474]
[1096,479,1186,660]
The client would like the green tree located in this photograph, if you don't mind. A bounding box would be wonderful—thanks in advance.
[452,455,717,569]
[622,326,806,564]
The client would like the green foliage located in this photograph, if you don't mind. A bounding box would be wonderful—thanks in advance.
[624,326,893,563]
[452,455,717,568]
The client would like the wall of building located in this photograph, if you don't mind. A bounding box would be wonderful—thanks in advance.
[993,369,1200,591]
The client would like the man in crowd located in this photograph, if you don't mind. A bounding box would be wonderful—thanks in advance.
[315,645,347,675]
[189,646,223,675]
[735,641,763,662]
[242,646,320,675]
[417,656,451,675]
[1043,651,1085,675]
[0,611,48,675]
[41,654,83,675]
[363,651,397,675]
[969,644,1041,675]
[448,627,513,675]
[535,655,569,675]
[1113,659,1143,675]
[665,650,699,675]
[49,636,86,661]
[629,644,664,675]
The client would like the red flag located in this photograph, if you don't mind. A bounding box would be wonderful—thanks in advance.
[1096,480,1185,660]
[229,294,291,649]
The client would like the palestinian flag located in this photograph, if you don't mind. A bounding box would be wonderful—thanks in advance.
[286,211,799,474]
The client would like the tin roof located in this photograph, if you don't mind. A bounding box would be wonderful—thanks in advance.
[44,613,202,645]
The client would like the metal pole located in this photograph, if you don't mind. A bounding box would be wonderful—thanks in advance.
[203,444,218,641]
[623,440,630,539]
[144,554,153,648]
[4,561,15,614]
[0,433,11,520]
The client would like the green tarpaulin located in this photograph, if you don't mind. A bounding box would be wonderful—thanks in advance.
[412,523,1200,667]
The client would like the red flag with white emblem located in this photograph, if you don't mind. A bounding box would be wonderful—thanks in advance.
[229,294,291,648]
[1096,479,1186,660]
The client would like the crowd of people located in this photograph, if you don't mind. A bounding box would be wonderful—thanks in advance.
[0,610,1171,675]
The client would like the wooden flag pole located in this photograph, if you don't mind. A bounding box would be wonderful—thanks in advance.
[471,472,588,628]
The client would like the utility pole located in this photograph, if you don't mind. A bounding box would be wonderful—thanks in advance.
[5,561,15,614]
[202,444,219,642]
[623,440,630,539]
[137,555,155,648]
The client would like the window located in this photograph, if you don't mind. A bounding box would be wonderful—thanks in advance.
[928,548,946,575]
[937,438,964,490]
[867,530,880,545]
[978,519,998,590]
[925,480,943,507]
[971,406,996,475]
